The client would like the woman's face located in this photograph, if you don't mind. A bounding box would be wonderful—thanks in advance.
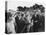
[25,11,33,23]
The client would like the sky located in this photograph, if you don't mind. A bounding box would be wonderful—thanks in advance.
[6,0,46,11]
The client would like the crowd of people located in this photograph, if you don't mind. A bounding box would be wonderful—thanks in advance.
[5,4,45,34]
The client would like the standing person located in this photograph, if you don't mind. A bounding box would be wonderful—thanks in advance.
[32,14,40,32]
